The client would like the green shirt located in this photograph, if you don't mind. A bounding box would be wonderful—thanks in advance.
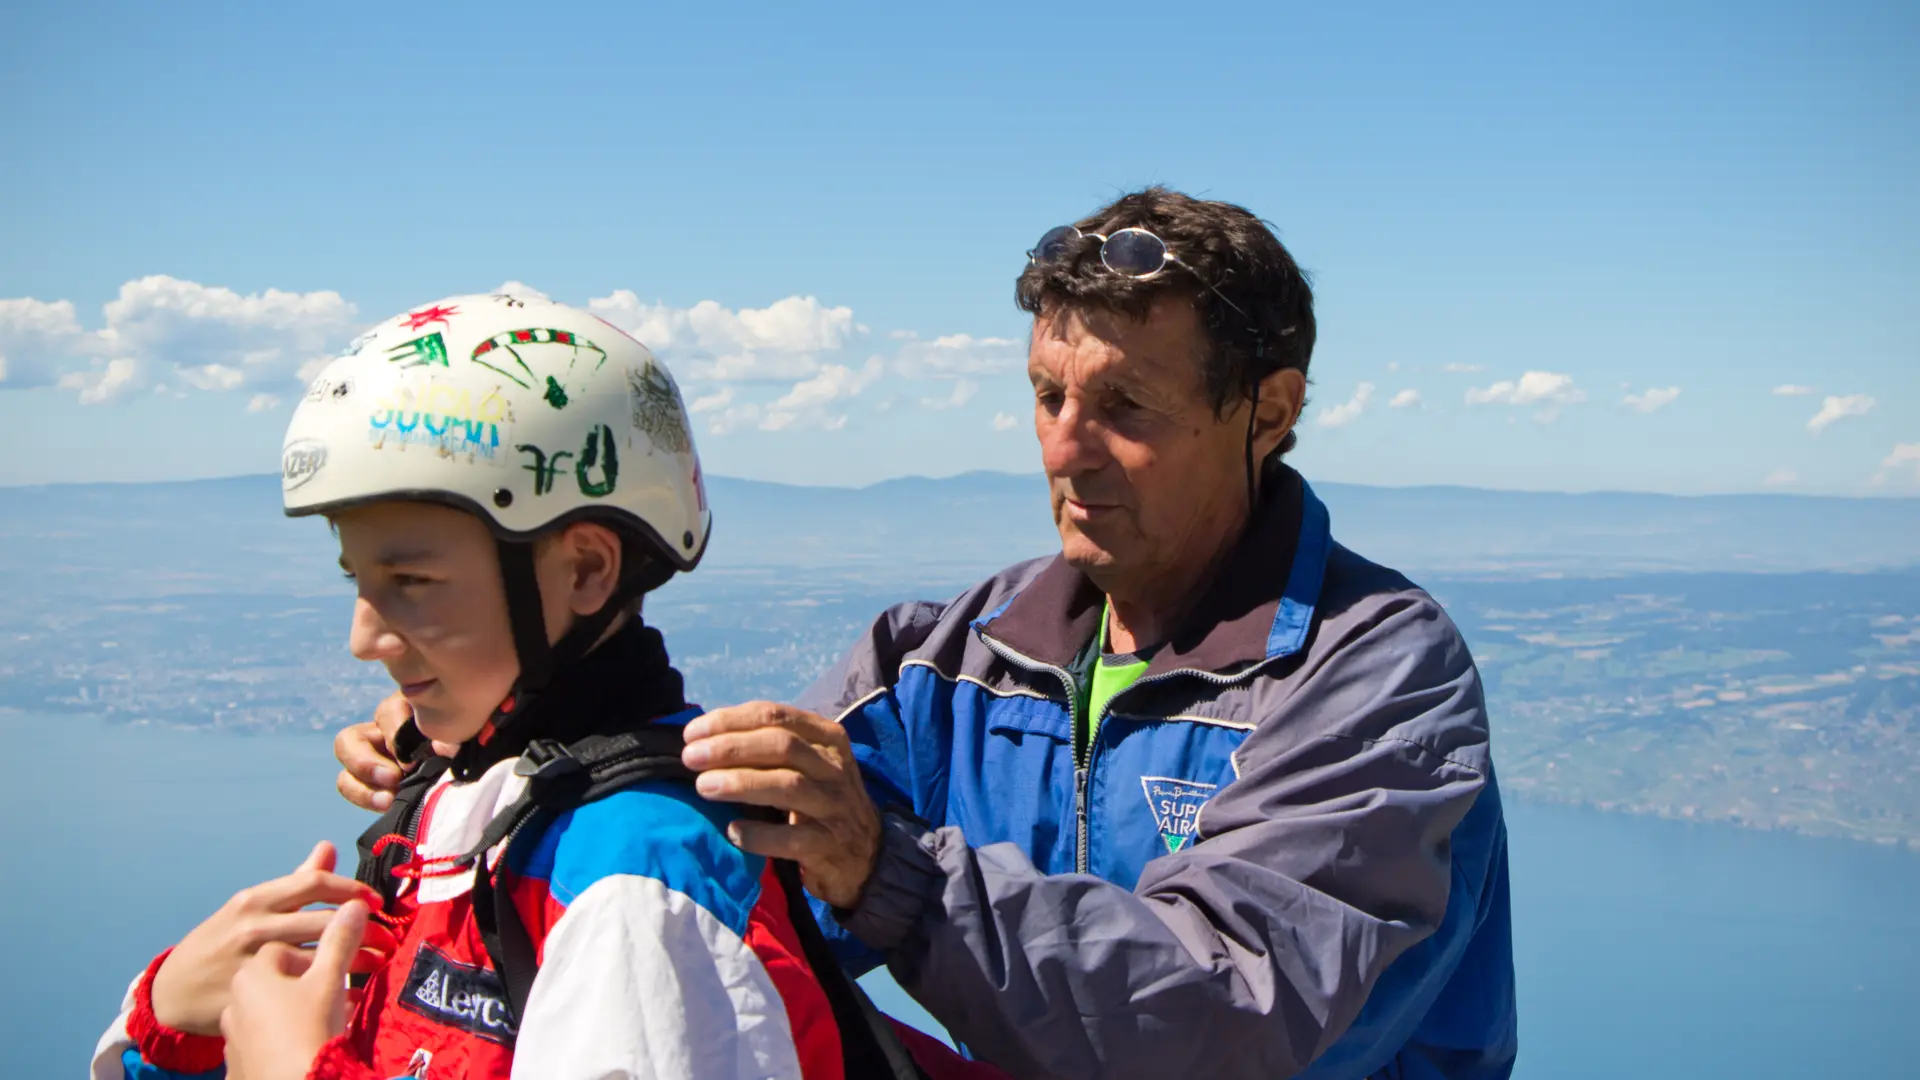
[1081,599,1152,749]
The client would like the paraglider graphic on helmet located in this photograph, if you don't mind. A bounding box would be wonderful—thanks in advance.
[470,329,609,411]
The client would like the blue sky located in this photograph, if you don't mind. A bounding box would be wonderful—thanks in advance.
[1,0,1914,494]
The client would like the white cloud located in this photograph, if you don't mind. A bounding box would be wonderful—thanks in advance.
[1806,394,1875,434]
[490,281,551,302]
[1772,384,1814,397]
[0,297,87,387]
[1622,386,1681,413]
[1316,382,1376,428]
[1441,362,1484,374]
[245,393,282,413]
[8,279,1020,441]
[58,358,147,404]
[892,332,1024,378]
[1763,468,1798,487]
[1464,371,1587,422]
[1874,443,1920,486]
[688,387,735,414]
[758,357,884,432]
[992,411,1019,432]
[920,379,978,411]
[1388,388,1420,409]
[1386,361,1400,373]
[180,364,246,391]
[587,291,863,382]
[6,276,359,403]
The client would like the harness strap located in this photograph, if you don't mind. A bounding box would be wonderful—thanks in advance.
[773,857,931,1080]
[460,722,932,1079]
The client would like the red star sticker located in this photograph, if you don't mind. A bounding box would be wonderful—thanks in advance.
[400,303,459,331]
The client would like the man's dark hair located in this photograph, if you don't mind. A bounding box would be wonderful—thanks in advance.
[1015,186,1316,455]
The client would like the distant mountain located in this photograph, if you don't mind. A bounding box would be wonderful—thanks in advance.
[0,472,1915,599]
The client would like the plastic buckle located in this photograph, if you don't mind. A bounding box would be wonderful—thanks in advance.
[514,739,583,784]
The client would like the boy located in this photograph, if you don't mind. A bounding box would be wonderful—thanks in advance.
[92,294,988,1080]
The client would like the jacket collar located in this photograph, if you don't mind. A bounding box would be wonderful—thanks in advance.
[976,464,1331,681]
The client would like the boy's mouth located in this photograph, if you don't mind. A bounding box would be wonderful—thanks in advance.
[399,677,438,697]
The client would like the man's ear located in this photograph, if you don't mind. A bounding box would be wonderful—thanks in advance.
[561,522,624,616]
[1251,367,1306,462]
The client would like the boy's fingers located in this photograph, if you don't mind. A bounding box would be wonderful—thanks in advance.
[373,692,414,745]
[296,840,336,875]
[309,901,369,985]
[336,721,403,797]
[272,943,317,978]
[251,869,378,911]
[244,909,348,949]
[337,769,394,813]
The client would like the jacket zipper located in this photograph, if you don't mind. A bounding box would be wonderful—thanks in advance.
[980,629,1291,873]
[977,630,1094,873]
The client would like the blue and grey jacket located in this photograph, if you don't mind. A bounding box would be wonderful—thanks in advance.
[801,467,1517,1080]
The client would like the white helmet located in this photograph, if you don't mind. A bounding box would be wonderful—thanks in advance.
[281,292,709,572]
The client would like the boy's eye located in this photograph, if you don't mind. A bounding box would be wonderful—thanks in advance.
[392,573,431,588]
[340,570,357,583]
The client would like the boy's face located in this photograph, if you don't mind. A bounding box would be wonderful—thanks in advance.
[333,502,521,745]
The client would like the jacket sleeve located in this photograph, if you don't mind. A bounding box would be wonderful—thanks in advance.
[92,952,228,1080]
[509,872,808,1080]
[829,594,1498,1080]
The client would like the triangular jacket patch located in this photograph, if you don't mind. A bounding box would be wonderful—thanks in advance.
[1140,775,1218,854]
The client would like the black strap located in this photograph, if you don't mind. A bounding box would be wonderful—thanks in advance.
[496,541,553,694]
[353,724,451,906]
[773,858,931,1080]
[460,723,930,1078]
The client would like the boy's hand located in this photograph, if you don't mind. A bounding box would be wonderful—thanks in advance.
[150,842,376,1035]
[335,692,456,812]
[221,899,367,1080]
[681,701,882,910]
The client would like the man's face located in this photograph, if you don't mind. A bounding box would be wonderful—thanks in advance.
[334,502,520,745]
[1029,299,1257,602]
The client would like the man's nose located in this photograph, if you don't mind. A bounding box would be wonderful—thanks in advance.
[347,596,404,661]
[1040,399,1108,477]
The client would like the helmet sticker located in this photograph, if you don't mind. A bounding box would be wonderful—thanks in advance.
[516,423,619,498]
[282,439,328,490]
[367,380,514,463]
[386,331,451,369]
[303,376,354,404]
[399,303,460,331]
[627,362,692,455]
[470,329,608,411]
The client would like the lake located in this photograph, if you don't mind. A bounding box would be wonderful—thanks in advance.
[4,710,1915,1078]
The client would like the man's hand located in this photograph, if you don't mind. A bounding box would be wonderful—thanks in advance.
[149,842,377,1035]
[681,702,882,910]
[221,899,367,1080]
[334,691,456,812]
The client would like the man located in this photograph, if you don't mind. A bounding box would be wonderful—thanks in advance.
[339,188,1518,1078]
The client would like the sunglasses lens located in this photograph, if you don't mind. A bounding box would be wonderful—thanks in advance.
[1030,225,1082,263]
[1101,228,1169,277]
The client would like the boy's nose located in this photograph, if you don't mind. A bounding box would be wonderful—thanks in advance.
[347,597,404,661]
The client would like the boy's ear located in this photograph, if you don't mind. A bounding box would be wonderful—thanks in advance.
[562,522,625,616]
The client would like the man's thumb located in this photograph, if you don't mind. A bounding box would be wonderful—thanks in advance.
[310,900,369,984]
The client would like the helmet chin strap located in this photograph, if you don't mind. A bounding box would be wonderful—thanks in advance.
[488,538,643,737]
